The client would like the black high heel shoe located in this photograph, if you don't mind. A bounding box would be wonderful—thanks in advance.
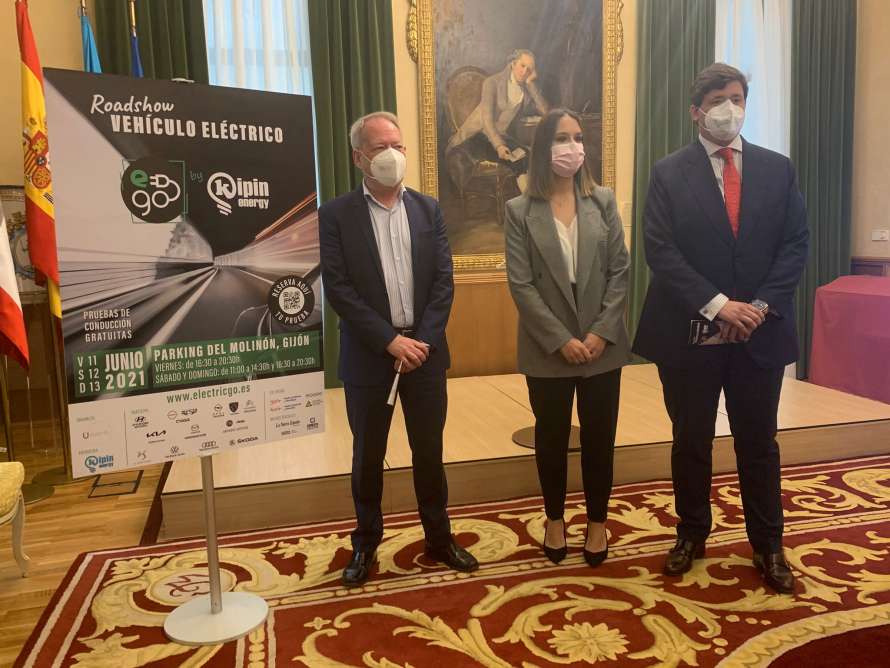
[584,523,608,567]
[543,518,567,564]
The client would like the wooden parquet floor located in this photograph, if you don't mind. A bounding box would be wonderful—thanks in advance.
[0,464,162,667]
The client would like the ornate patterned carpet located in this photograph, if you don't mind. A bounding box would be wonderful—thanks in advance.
[16,454,890,667]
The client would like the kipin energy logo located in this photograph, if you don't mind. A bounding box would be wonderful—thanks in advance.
[121,157,187,223]
[84,454,114,473]
[206,172,270,215]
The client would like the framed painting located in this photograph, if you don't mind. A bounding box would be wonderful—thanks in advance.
[409,0,623,272]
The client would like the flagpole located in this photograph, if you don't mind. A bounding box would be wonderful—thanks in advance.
[1,359,53,503]
[128,0,137,35]
[127,0,144,78]
[52,318,73,477]
[30,314,80,487]
[79,0,102,74]
[0,361,13,460]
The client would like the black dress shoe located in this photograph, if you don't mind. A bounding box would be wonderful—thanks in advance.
[753,551,795,594]
[583,546,608,567]
[663,539,706,576]
[583,523,608,567]
[584,527,609,568]
[543,518,568,564]
[342,549,375,586]
[425,538,479,572]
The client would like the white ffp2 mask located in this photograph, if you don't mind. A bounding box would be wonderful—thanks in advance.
[699,99,745,142]
[362,147,406,187]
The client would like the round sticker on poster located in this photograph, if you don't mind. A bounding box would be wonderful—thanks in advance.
[121,157,185,223]
[268,276,315,327]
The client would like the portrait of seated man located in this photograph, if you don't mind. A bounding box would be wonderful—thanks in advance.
[445,49,550,196]
[431,1,604,258]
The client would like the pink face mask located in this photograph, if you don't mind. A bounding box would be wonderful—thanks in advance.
[551,141,585,178]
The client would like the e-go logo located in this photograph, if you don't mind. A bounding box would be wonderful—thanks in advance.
[121,157,186,223]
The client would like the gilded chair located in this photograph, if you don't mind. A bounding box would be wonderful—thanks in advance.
[0,461,30,576]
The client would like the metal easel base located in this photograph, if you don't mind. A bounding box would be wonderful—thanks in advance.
[163,455,268,645]
[31,466,86,487]
[21,482,54,504]
[164,592,268,645]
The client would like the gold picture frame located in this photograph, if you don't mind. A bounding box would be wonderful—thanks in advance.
[409,0,623,272]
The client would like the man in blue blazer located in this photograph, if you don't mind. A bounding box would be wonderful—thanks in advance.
[319,111,478,586]
[633,64,808,594]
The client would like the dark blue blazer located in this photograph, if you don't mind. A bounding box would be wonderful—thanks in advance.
[632,139,809,369]
[319,185,453,385]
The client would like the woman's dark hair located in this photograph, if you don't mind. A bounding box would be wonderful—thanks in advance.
[527,108,597,200]
[690,62,749,107]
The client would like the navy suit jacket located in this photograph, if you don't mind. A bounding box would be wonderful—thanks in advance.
[319,185,453,385]
[633,139,809,369]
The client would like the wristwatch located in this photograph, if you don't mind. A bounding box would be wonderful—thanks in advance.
[751,299,769,314]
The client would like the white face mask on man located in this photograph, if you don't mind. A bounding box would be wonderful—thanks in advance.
[698,99,745,142]
[361,147,407,188]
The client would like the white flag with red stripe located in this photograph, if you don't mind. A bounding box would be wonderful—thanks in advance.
[0,204,29,369]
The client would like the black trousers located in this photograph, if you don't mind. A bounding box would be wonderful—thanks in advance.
[526,369,621,522]
[344,369,451,552]
[657,346,785,553]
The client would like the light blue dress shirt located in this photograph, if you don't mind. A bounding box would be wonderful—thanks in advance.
[363,182,414,328]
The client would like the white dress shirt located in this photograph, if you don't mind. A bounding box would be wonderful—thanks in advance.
[697,134,744,321]
[553,215,578,284]
[363,182,414,328]
[700,133,743,196]
[496,74,525,138]
[507,73,525,107]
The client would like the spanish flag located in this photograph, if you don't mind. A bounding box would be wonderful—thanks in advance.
[16,0,61,318]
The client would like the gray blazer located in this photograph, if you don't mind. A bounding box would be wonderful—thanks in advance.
[447,64,548,152]
[505,187,631,378]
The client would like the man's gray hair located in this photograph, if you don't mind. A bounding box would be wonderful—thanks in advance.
[349,111,401,150]
[508,49,535,65]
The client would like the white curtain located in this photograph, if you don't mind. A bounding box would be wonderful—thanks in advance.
[716,0,795,377]
[715,0,791,156]
[203,0,313,95]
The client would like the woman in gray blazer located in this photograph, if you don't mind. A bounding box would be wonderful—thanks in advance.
[505,109,630,566]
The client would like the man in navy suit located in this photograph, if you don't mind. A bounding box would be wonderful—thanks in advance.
[633,64,808,594]
[319,111,478,586]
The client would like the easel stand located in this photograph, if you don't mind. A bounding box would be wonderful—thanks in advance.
[512,425,582,451]
[164,455,268,645]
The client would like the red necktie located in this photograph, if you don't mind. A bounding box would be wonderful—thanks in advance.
[719,147,740,238]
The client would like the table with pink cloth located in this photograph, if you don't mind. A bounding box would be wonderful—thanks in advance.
[809,275,890,404]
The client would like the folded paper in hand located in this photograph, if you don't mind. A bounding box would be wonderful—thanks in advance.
[506,147,527,163]
[688,319,729,346]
